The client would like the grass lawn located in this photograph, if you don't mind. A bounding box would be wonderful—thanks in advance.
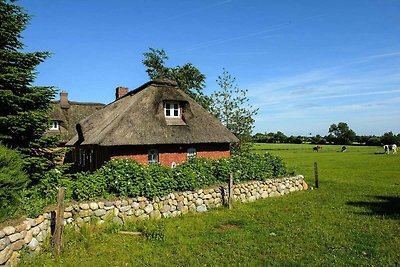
[20,144,400,266]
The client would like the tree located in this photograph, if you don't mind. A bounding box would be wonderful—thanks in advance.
[142,48,211,109]
[328,122,356,145]
[381,131,397,145]
[209,69,258,153]
[0,0,58,183]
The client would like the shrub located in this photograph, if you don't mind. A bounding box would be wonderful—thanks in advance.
[0,144,29,220]
[12,152,289,216]
[20,168,74,218]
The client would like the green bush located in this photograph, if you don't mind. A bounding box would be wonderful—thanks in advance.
[0,144,29,220]
[20,168,74,218]
[6,152,288,219]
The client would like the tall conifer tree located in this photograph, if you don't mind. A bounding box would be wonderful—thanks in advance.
[0,0,58,183]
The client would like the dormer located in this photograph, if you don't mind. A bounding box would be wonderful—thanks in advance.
[163,100,187,126]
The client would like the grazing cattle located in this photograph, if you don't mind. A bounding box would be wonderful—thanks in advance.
[313,146,321,152]
[341,146,347,152]
[384,144,397,154]
[391,144,397,154]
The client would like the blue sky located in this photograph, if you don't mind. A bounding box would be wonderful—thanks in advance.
[19,0,400,136]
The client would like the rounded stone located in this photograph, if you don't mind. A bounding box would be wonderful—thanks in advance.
[144,204,154,214]
[119,206,131,213]
[131,202,140,210]
[149,210,161,220]
[134,209,144,216]
[2,226,15,236]
[196,204,207,213]
[0,237,10,250]
[8,233,22,243]
[160,205,170,213]
[195,199,203,206]
[0,246,13,265]
[89,202,99,210]
[94,209,106,217]
[79,203,90,210]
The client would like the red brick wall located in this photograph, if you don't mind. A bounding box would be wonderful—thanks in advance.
[108,143,230,167]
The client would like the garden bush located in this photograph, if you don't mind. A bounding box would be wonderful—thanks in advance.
[70,152,288,201]
[0,144,29,221]
[3,152,288,220]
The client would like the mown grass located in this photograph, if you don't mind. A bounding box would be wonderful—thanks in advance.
[19,144,400,266]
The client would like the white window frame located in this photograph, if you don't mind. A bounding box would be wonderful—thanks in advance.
[164,101,181,118]
[187,147,197,160]
[50,120,60,130]
[148,149,159,164]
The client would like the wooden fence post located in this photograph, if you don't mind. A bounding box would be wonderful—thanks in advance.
[53,187,65,256]
[314,162,319,189]
[228,173,233,209]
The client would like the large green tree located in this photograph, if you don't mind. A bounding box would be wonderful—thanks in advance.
[328,122,356,145]
[142,48,211,109]
[0,0,58,183]
[209,69,258,153]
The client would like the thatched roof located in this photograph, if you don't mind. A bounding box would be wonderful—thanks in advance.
[46,101,105,143]
[67,79,238,146]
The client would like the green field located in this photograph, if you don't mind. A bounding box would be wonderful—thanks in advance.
[20,144,400,266]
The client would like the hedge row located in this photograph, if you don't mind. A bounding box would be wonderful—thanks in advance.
[20,152,288,217]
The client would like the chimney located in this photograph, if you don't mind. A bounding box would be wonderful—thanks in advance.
[60,91,70,109]
[115,86,129,100]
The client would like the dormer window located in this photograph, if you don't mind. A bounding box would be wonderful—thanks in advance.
[164,102,180,118]
[50,121,60,130]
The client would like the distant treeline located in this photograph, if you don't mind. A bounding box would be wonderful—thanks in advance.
[252,131,400,146]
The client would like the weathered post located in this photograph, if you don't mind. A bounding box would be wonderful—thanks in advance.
[314,162,319,189]
[53,187,65,256]
[228,173,234,209]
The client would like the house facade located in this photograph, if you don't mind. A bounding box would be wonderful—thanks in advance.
[66,79,238,170]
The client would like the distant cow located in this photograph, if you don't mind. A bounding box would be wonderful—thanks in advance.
[341,146,347,152]
[313,146,322,152]
[384,144,397,154]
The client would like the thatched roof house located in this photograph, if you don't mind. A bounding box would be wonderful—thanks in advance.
[67,79,238,170]
[46,92,105,144]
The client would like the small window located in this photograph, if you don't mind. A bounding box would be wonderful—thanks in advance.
[79,149,86,166]
[187,148,197,160]
[164,102,180,118]
[50,121,59,130]
[148,149,159,164]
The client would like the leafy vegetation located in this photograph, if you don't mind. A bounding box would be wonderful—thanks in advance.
[142,48,210,109]
[71,152,287,201]
[0,152,287,220]
[210,69,258,154]
[19,144,400,266]
[0,144,28,219]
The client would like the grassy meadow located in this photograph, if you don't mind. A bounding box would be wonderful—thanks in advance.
[20,144,400,266]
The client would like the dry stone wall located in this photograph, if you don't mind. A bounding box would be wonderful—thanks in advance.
[0,175,307,266]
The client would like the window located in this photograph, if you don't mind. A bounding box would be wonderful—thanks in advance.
[164,102,180,118]
[50,121,60,130]
[187,148,196,160]
[79,149,86,166]
[148,149,159,164]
